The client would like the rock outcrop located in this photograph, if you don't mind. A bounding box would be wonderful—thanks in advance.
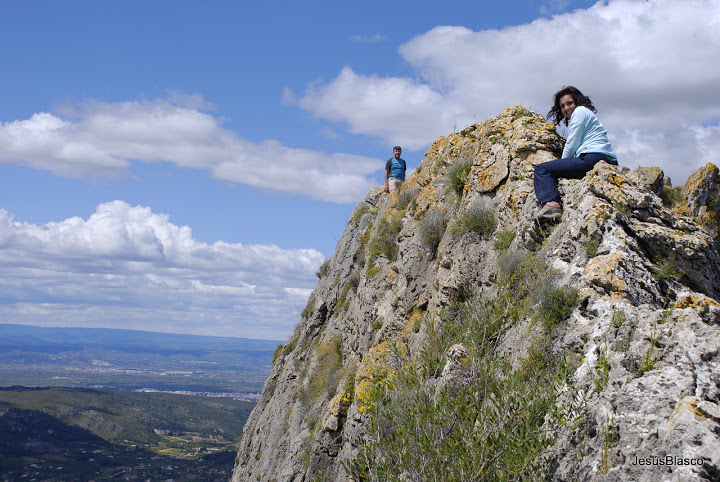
[232,107,720,481]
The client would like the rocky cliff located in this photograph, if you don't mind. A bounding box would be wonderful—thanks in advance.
[232,107,720,481]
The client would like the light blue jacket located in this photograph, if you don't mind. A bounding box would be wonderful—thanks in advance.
[562,106,617,161]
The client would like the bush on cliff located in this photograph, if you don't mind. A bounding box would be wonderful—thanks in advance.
[420,209,447,254]
[343,250,581,481]
[368,213,403,266]
[447,158,473,196]
[456,199,496,239]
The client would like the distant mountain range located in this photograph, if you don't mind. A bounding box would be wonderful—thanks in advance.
[0,324,282,393]
[0,323,281,351]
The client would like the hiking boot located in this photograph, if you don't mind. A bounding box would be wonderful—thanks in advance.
[535,203,562,220]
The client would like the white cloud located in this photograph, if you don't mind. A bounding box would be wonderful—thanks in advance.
[693,123,720,165]
[294,67,465,150]
[0,201,323,339]
[293,0,720,184]
[0,97,379,204]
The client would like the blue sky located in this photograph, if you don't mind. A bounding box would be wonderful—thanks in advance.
[1,0,719,340]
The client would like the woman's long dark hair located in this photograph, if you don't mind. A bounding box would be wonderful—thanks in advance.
[546,86,597,126]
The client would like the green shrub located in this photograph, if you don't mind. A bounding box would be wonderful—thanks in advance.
[457,199,496,238]
[355,222,373,268]
[337,282,352,311]
[345,356,560,481]
[537,286,579,331]
[440,278,476,331]
[449,278,475,314]
[638,352,655,376]
[487,130,505,145]
[637,306,671,376]
[420,208,446,254]
[532,222,559,252]
[351,204,376,224]
[272,344,284,363]
[412,319,421,333]
[496,251,577,330]
[348,271,360,289]
[397,186,420,212]
[599,416,620,473]
[585,233,602,258]
[283,330,299,356]
[498,251,553,315]
[301,296,315,318]
[342,369,356,393]
[316,259,331,278]
[519,337,553,374]
[306,336,343,404]
[659,185,683,207]
[615,203,629,214]
[512,106,532,120]
[708,194,717,209]
[447,158,473,196]
[652,258,682,281]
[493,229,516,250]
[355,250,366,271]
[305,414,319,431]
[611,309,626,328]
[430,155,443,176]
[344,261,581,481]
[368,214,403,265]
[593,341,611,391]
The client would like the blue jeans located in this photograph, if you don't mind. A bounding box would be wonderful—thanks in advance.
[534,153,617,205]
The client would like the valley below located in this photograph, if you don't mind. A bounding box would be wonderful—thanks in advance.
[0,324,280,481]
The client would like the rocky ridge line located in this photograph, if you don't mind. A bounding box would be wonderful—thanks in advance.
[232,106,720,482]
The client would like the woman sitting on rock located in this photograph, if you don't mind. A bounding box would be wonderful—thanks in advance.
[534,86,618,220]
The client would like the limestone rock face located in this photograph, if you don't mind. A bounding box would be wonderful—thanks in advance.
[232,107,720,482]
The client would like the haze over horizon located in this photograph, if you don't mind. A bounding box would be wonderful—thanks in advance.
[1,0,719,340]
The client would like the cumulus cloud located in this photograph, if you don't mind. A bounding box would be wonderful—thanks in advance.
[0,201,323,339]
[292,0,720,184]
[294,67,465,150]
[0,97,379,203]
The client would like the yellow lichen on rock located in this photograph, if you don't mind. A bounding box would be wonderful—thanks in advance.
[668,396,720,426]
[472,148,510,193]
[583,253,629,294]
[587,163,660,210]
[675,292,720,314]
[584,202,613,235]
[384,267,399,285]
[682,163,719,210]
[677,162,720,237]
[673,292,720,325]
[413,186,440,217]
[402,308,425,336]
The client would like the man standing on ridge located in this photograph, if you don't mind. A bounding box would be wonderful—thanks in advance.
[384,146,406,193]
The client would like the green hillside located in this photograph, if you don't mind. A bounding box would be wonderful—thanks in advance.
[0,386,254,481]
